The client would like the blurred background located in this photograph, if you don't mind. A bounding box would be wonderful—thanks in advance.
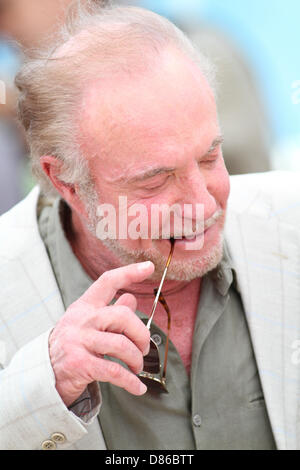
[0,0,299,214]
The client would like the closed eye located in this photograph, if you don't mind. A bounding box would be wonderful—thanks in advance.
[140,175,172,191]
[198,154,219,166]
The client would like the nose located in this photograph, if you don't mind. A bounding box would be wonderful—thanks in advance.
[174,166,218,221]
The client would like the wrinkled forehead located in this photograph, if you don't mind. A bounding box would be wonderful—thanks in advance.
[77,48,217,163]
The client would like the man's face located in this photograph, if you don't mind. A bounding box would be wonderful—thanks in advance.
[79,50,230,281]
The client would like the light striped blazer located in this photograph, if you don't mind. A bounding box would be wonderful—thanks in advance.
[0,171,300,450]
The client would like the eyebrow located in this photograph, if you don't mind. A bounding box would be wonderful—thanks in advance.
[207,135,224,154]
[113,135,224,185]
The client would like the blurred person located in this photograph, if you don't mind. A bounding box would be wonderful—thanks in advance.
[0,0,109,215]
[0,40,25,214]
[0,3,299,451]
[0,116,24,213]
[0,0,108,48]
[186,24,272,175]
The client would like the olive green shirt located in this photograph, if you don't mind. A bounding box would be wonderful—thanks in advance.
[38,196,276,450]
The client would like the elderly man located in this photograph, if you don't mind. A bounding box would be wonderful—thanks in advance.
[0,4,299,450]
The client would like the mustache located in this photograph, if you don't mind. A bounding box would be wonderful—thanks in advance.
[158,208,224,239]
[204,208,224,230]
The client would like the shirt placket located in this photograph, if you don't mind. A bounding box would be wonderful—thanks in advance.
[190,276,230,449]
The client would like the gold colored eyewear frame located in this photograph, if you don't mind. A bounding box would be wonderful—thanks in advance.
[138,239,175,394]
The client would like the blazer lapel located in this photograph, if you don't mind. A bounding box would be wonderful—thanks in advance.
[0,187,65,350]
[0,187,107,450]
[226,201,300,450]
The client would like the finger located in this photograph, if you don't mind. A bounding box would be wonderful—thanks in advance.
[81,261,154,307]
[90,355,147,395]
[96,305,150,356]
[85,331,144,374]
[115,293,137,312]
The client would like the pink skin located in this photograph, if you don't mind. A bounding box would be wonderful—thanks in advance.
[78,49,229,278]
[42,49,230,401]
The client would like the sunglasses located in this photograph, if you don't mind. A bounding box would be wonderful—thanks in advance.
[138,239,175,394]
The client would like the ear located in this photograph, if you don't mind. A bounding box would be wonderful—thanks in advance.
[40,155,88,218]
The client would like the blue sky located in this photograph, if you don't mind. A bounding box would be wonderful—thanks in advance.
[140,0,300,164]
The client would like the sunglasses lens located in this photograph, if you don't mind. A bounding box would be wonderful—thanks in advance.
[138,375,168,394]
[143,338,160,374]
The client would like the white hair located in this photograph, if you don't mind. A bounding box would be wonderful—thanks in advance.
[16,0,216,201]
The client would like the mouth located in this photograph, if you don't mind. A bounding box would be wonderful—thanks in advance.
[162,228,210,249]
[172,231,206,245]
[150,213,222,253]
[154,209,223,246]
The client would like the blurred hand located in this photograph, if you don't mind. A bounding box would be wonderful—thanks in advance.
[49,261,154,406]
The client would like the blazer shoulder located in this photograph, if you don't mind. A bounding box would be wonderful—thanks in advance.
[0,186,41,259]
[229,171,300,222]
[230,170,300,197]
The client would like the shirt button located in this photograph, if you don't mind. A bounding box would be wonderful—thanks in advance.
[151,334,162,346]
[41,439,57,450]
[193,414,202,427]
[51,432,66,444]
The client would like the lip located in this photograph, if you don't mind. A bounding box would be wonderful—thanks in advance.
[154,222,216,254]
[172,229,206,246]
[158,225,212,248]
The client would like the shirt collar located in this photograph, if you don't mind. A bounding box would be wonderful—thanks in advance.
[207,240,237,296]
[54,198,93,308]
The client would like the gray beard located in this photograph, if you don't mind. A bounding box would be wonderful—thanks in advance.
[100,233,224,281]
[83,194,224,281]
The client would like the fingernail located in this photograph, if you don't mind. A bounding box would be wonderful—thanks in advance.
[139,382,147,394]
[137,261,153,271]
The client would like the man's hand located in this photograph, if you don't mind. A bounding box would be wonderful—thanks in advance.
[49,261,154,407]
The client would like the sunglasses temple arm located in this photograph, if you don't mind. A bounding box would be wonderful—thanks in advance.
[146,265,168,330]
[161,306,171,381]
[147,240,174,330]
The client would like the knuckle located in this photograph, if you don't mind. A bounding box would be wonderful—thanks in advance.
[100,270,113,284]
[64,303,81,322]
[106,360,122,379]
[108,305,133,326]
[118,334,129,352]
[116,305,132,317]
